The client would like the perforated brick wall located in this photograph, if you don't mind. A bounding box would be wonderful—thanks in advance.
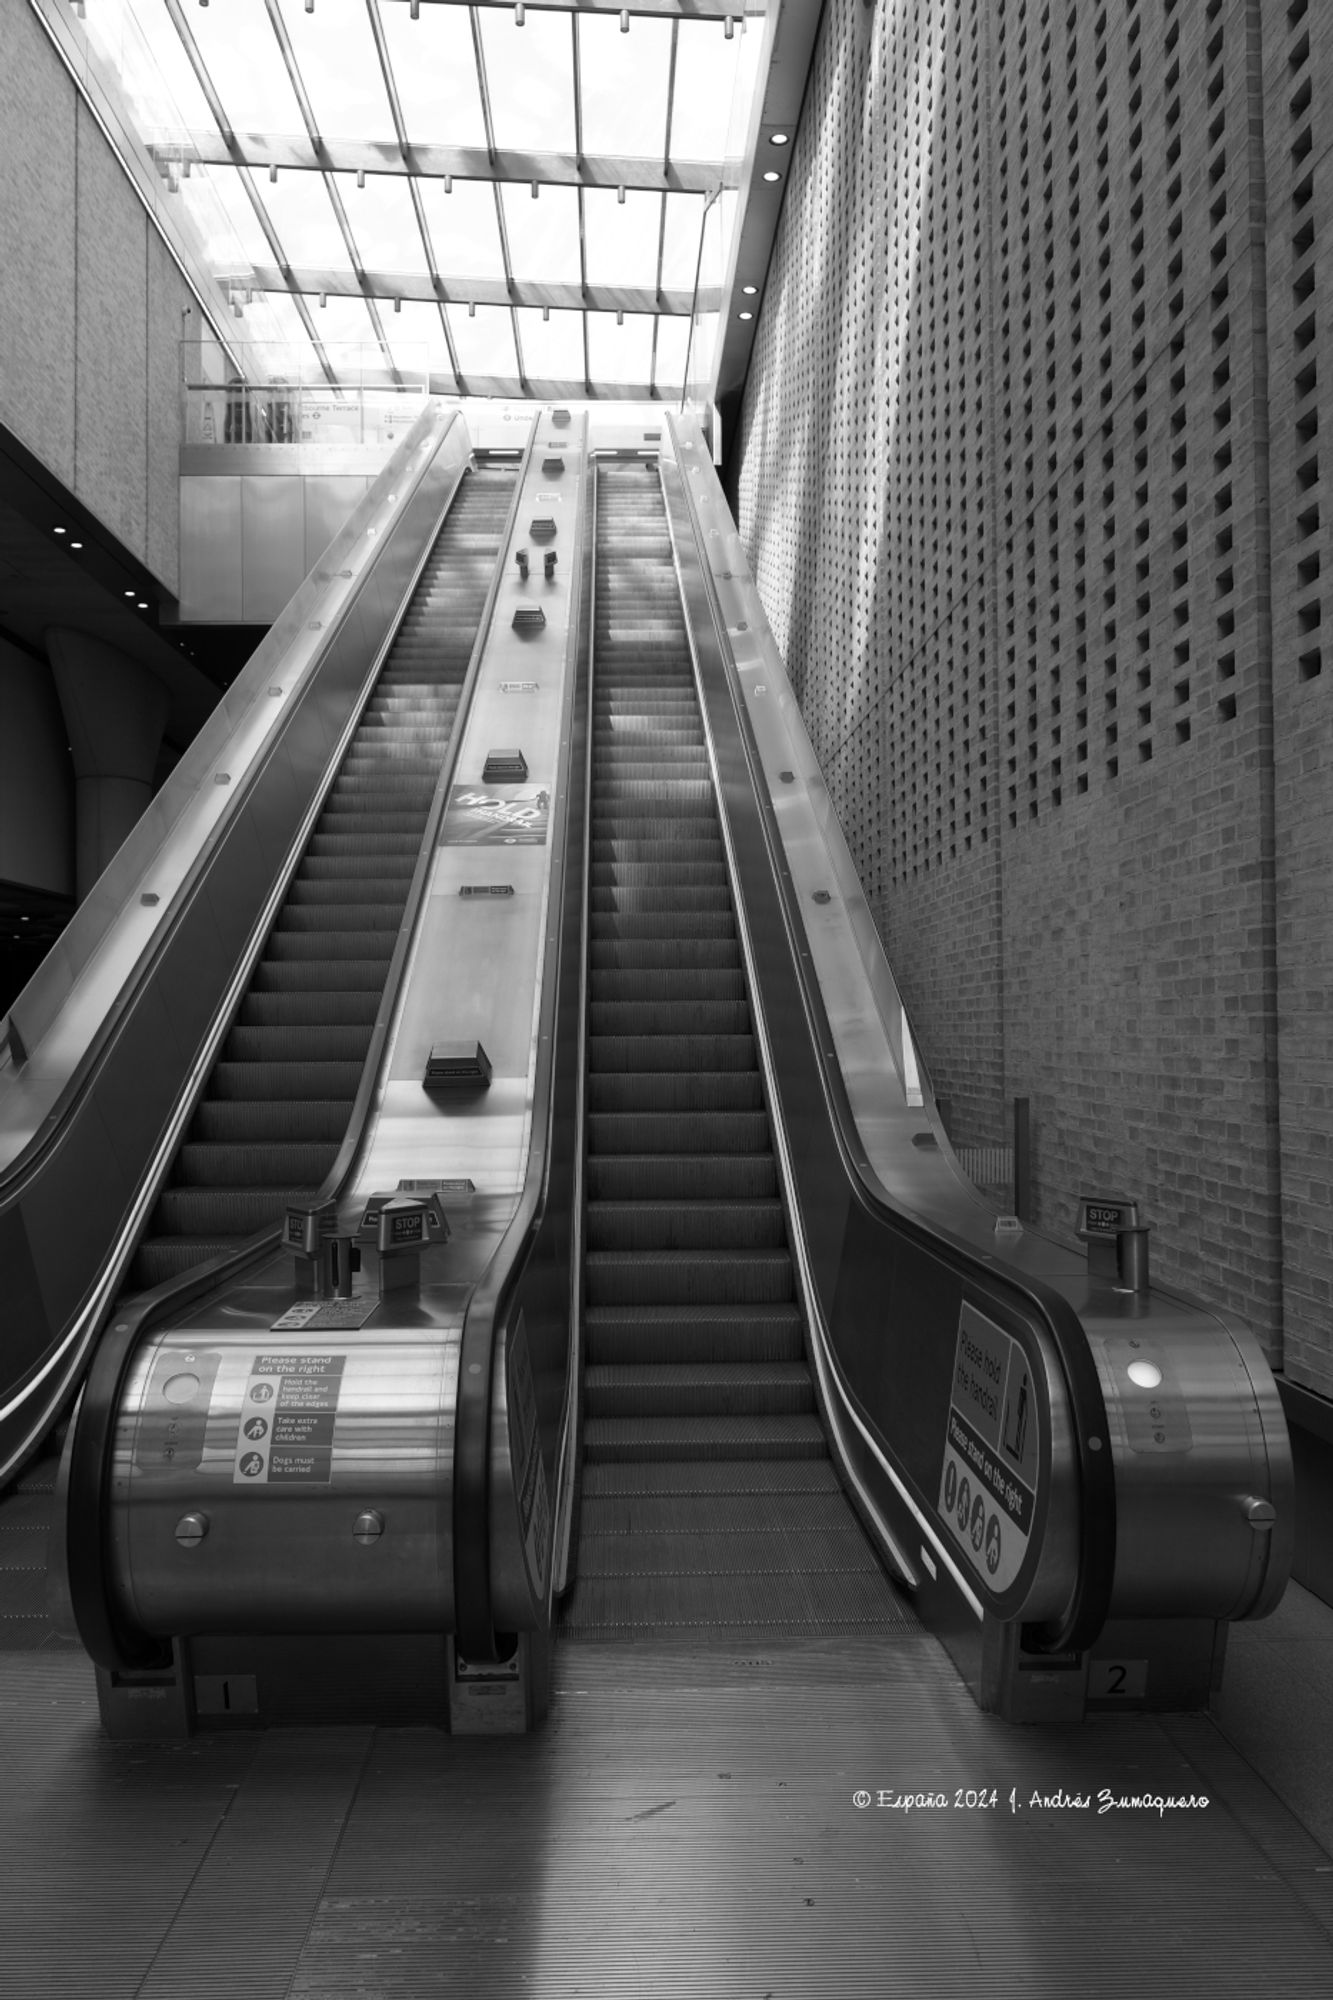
[736,0,1333,1384]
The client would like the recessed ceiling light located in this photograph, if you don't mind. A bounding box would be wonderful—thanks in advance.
[742,285,758,295]
[70,541,83,549]
[770,133,790,146]
[762,170,781,183]
[738,311,753,321]
[137,601,148,609]
[54,526,66,535]
[124,589,136,598]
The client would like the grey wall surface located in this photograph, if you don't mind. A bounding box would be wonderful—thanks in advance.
[0,638,74,899]
[0,0,192,594]
[735,0,1333,1397]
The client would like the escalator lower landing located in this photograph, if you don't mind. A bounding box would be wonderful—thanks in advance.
[561,462,907,1641]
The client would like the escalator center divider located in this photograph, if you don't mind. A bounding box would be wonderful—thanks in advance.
[561,458,904,1641]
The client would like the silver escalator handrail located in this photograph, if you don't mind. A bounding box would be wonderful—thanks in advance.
[0,400,463,1180]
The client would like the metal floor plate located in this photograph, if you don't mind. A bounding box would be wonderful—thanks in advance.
[3,1628,1333,1996]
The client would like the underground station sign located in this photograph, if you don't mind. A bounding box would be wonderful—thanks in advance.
[937,1302,1041,1594]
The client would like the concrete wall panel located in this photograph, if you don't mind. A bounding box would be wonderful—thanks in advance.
[0,0,77,484]
[74,97,149,560]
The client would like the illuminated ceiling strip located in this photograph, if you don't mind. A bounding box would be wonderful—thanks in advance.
[157,0,337,384]
[165,132,731,196]
[362,0,464,388]
[252,271,720,313]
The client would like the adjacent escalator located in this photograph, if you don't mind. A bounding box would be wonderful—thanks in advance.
[562,460,902,1638]
[131,462,516,1287]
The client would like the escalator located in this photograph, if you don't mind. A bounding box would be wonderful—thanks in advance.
[131,464,515,1287]
[562,460,902,1638]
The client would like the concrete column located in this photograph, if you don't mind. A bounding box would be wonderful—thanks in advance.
[0,637,75,900]
[46,628,169,901]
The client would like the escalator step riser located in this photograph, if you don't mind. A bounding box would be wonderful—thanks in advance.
[590,864,727,888]
[586,1155,777,1202]
[590,971,745,1003]
[587,1111,771,1155]
[275,907,405,934]
[590,889,733,915]
[288,881,413,906]
[580,1493,854,1535]
[265,934,395,961]
[585,1304,802,1364]
[152,1187,319,1234]
[586,1252,795,1307]
[298,855,417,880]
[251,958,392,991]
[225,1025,374,1062]
[582,1458,841,1498]
[591,841,725,866]
[586,1202,787,1253]
[584,1379,815,1420]
[589,914,736,942]
[175,1142,338,1189]
[589,1034,755,1072]
[191,1100,351,1142]
[590,1001,749,1034]
[240,993,379,1028]
[588,1073,763,1113]
[211,1061,364,1101]
[582,1415,825,1463]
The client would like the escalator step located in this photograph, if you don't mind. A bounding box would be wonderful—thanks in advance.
[586,1199,787,1253]
[174,1142,339,1188]
[588,1111,771,1154]
[560,1566,902,1634]
[576,1527,882,1577]
[590,939,740,971]
[587,1071,763,1113]
[250,958,394,992]
[582,1458,841,1497]
[585,1362,813,1417]
[589,1031,754,1069]
[585,1303,802,1362]
[586,1154,777,1202]
[580,1490,854,1534]
[191,1100,351,1142]
[151,1187,316,1235]
[224,1024,375,1062]
[586,1250,795,1307]
[239,991,380,1027]
[582,1414,825,1461]
[590,971,746,1005]
[588,912,736,941]
[211,1060,365,1100]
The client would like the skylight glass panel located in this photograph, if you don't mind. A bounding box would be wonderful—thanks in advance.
[583,189,660,293]
[331,173,424,275]
[248,287,318,365]
[378,1,488,149]
[577,14,672,160]
[87,0,220,146]
[479,11,576,155]
[586,312,654,387]
[306,294,381,350]
[417,179,506,285]
[500,185,581,288]
[276,0,397,140]
[447,305,519,381]
[258,172,354,269]
[669,21,744,163]
[514,308,585,384]
[685,311,721,398]
[382,301,454,382]
[187,0,308,136]
[187,163,278,270]
[652,312,690,390]
[659,194,708,294]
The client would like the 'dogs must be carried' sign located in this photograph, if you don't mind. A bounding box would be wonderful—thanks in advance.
[937,1303,1041,1594]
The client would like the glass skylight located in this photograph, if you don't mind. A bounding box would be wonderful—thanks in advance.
[60,0,765,400]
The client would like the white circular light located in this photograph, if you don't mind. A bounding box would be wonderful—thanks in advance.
[53,526,67,536]
[742,284,757,295]
[1127,1360,1163,1389]
[137,600,148,609]
[70,541,83,549]
[739,311,753,321]
[770,133,790,145]
[763,170,781,183]
[124,589,135,597]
